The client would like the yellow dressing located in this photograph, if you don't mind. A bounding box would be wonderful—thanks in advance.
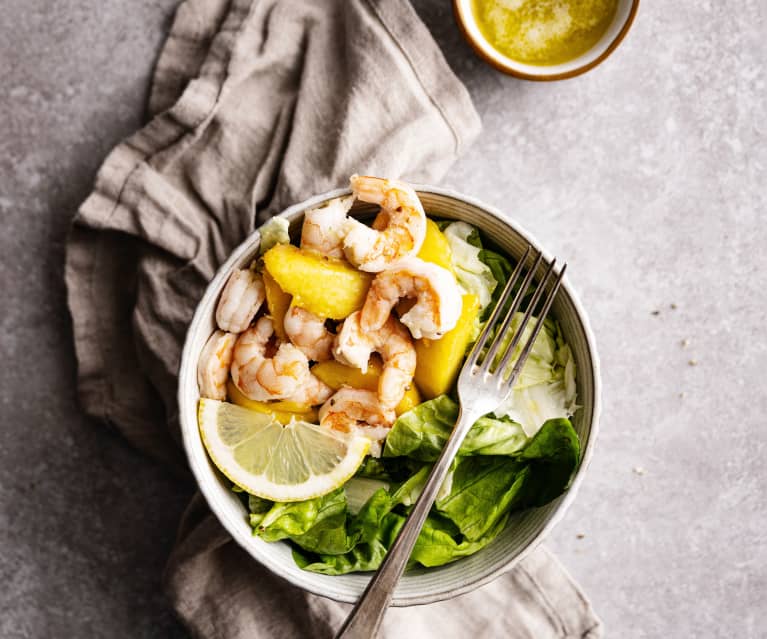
[471,0,618,66]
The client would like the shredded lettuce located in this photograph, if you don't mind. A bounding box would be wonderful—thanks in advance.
[258,217,290,255]
[491,315,578,437]
[448,225,578,437]
[443,222,497,311]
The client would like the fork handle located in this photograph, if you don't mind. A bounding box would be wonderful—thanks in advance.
[334,406,482,639]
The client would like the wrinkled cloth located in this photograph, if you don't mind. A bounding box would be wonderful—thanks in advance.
[65,0,602,637]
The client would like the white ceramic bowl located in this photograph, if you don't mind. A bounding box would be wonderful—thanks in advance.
[178,186,601,606]
[453,0,639,81]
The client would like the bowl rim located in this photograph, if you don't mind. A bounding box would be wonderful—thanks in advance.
[177,184,602,605]
[452,0,640,81]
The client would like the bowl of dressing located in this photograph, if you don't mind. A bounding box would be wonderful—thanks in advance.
[454,0,639,80]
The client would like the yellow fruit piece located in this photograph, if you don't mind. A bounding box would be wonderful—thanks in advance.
[414,294,481,399]
[262,244,372,320]
[311,359,379,391]
[417,218,454,272]
[227,380,318,424]
[395,383,422,415]
[262,270,292,340]
[311,359,422,416]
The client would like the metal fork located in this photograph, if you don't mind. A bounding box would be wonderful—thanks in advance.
[335,245,567,639]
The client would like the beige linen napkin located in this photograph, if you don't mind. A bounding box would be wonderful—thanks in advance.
[66,0,602,637]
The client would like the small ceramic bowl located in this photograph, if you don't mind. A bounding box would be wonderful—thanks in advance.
[453,0,639,81]
[177,186,601,605]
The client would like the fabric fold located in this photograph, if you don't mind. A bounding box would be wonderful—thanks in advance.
[65,0,600,637]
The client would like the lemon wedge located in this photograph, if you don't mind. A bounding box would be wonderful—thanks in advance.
[198,399,370,502]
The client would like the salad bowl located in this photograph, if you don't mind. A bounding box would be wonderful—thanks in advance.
[177,185,601,605]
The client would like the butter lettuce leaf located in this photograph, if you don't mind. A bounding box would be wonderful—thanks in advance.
[250,397,579,575]
[254,488,393,556]
[383,396,527,461]
[514,417,581,506]
[435,456,530,541]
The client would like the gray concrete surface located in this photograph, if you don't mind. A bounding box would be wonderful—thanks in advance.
[1,1,764,637]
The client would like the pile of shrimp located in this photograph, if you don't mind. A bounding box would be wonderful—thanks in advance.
[197,175,463,456]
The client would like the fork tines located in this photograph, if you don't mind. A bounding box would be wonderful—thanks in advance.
[468,245,567,391]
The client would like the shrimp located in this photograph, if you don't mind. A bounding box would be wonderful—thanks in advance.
[230,317,310,401]
[197,330,237,400]
[283,303,335,362]
[300,195,354,258]
[285,372,334,406]
[215,269,265,333]
[342,175,427,272]
[333,311,416,409]
[319,388,395,457]
[360,256,462,340]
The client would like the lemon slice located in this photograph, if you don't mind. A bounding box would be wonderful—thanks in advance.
[198,399,370,502]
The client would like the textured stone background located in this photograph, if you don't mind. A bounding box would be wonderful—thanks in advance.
[1,1,764,637]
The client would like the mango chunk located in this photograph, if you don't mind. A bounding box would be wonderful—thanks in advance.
[262,244,372,320]
[227,380,318,425]
[262,269,292,340]
[413,294,480,399]
[311,359,379,390]
[311,359,421,416]
[417,218,454,272]
[394,383,422,415]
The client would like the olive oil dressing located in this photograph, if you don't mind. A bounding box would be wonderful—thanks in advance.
[471,0,618,66]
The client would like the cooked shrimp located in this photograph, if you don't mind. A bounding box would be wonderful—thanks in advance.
[300,195,354,258]
[342,175,427,272]
[197,330,236,400]
[334,311,416,409]
[360,256,462,340]
[319,388,395,456]
[215,269,265,333]
[231,317,310,401]
[283,303,335,362]
[284,372,334,406]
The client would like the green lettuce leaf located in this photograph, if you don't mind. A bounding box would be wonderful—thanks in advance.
[254,403,580,574]
[256,488,346,541]
[291,500,508,574]
[410,511,508,567]
[390,465,431,507]
[353,457,392,481]
[477,248,513,319]
[515,417,581,507]
[254,488,394,556]
[344,478,390,515]
[383,396,527,461]
[292,510,403,574]
[434,456,530,541]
